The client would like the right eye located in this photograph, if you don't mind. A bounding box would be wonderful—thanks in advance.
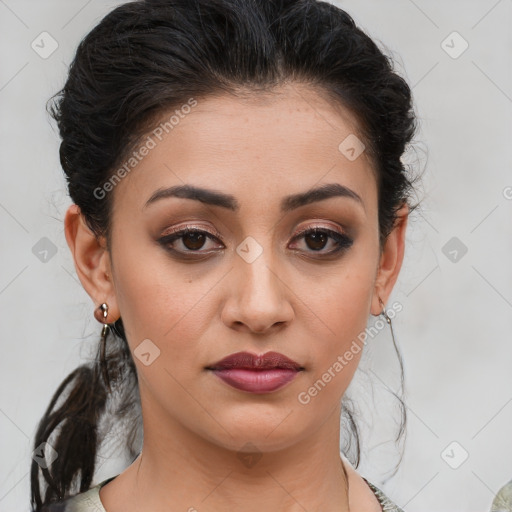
[158,227,225,255]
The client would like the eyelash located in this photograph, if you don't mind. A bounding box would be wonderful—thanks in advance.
[158,225,353,259]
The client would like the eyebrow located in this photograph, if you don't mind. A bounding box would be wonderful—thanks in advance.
[143,182,364,213]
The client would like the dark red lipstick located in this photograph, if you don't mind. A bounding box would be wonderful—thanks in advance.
[206,351,304,393]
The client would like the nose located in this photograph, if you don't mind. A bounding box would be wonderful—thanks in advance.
[221,247,294,334]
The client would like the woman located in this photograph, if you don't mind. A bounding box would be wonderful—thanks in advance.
[31,0,420,510]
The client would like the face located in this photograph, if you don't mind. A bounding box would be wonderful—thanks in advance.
[68,84,407,455]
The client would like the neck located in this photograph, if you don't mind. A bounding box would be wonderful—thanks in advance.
[107,404,351,512]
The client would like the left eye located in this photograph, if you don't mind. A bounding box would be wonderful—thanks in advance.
[289,227,353,254]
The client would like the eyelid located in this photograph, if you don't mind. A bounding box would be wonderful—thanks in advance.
[161,222,347,243]
[158,221,353,257]
[292,223,347,238]
[161,224,223,241]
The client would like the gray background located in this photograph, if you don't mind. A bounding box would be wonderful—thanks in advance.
[1,1,511,510]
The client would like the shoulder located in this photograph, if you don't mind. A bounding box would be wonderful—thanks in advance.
[491,479,512,511]
[37,476,116,512]
[363,478,406,512]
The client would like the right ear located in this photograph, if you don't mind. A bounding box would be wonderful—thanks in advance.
[64,204,120,323]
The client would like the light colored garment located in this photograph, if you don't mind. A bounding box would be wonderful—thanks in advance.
[39,474,405,511]
[491,479,512,512]
[364,478,405,512]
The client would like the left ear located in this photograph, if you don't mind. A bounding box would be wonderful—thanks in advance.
[371,203,409,316]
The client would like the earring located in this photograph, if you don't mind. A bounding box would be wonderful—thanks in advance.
[378,296,391,324]
[95,302,112,391]
[376,296,405,395]
[98,303,109,339]
[378,296,398,348]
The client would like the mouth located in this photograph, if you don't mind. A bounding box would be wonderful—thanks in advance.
[205,351,304,394]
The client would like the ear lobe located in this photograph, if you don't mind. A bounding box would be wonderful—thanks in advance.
[371,203,409,316]
[64,204,120,323]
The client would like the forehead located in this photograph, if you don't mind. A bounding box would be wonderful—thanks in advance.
[111,84,377,218]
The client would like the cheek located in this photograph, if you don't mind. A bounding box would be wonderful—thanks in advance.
[111,238,216,367]
[304,261,376,392]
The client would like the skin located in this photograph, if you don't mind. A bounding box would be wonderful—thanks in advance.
[65,83,408,512]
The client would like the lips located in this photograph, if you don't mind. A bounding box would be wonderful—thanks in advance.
[206,351,304,393]
[207,351,303,371]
